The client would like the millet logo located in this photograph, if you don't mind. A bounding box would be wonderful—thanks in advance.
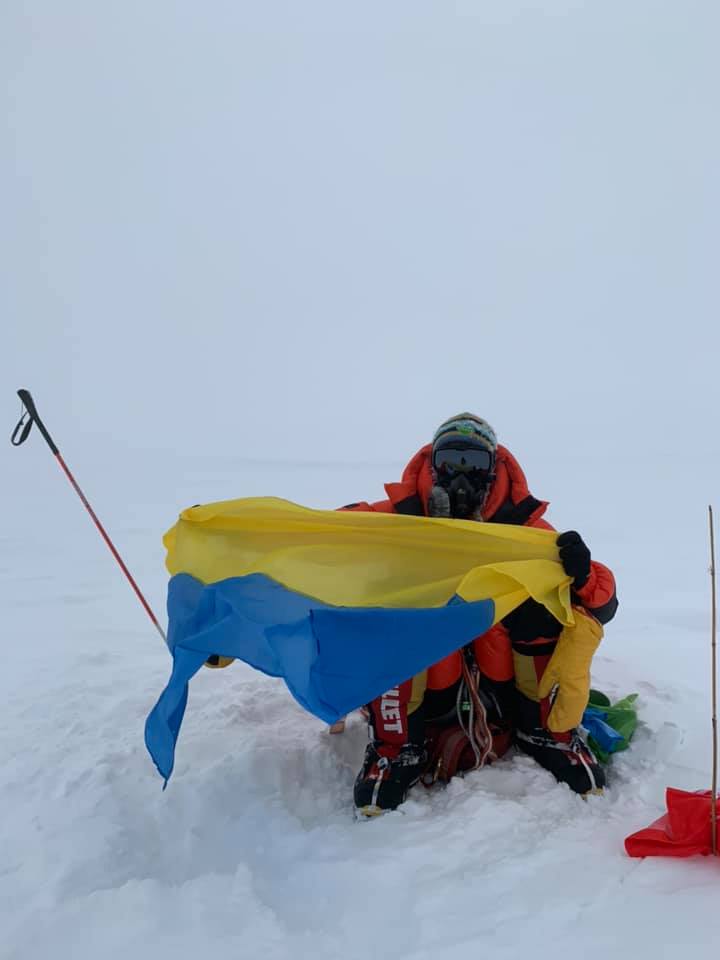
[380,687,403,734]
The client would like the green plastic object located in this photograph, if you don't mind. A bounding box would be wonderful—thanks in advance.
[586,689,639,763]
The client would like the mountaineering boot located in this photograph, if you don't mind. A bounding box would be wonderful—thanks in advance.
[515,726,605,795]
[353,741,427,815]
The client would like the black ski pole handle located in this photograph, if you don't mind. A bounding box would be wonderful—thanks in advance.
[11,389,59,454]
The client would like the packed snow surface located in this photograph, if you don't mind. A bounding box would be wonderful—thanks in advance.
[2,453,719,960]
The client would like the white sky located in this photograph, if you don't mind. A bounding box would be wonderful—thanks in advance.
[3,1,719,476]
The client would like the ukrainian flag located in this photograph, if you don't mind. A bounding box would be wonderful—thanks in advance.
[145,497,573,784]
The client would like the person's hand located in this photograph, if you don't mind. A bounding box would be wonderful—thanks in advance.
[557,531,591,589]
[204,655,235,669]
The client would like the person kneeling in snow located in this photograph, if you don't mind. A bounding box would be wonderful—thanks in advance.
[342,414,618,815]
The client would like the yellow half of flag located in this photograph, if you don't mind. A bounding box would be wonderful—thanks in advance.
[163,496,574,626]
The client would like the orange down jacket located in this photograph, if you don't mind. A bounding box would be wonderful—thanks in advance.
[342,443,618,689]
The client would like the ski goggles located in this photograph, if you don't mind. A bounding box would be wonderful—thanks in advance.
[432,444,494,477]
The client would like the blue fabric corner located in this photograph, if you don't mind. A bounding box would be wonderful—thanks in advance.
[582,706,625,753]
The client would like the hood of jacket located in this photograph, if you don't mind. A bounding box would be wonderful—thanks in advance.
[383,443,549,526]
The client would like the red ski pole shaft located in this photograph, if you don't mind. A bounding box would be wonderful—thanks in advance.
[11,389,167,644]
[710,505,717,855]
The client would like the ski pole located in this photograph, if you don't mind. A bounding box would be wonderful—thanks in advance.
[11,388,167,644]
[710,505,717,855]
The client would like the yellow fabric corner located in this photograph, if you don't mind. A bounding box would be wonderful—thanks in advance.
[163,496,574,626]
[203,656,235,669]
[537,609,604,732]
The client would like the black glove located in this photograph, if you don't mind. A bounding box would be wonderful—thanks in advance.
[557,531,591,589]
[502,598,562,642]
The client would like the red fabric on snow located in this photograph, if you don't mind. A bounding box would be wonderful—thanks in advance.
[625,788,720,858]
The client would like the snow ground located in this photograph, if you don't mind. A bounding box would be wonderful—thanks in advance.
[2,448,719,960]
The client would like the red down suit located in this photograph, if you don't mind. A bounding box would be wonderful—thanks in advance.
[341,443,618,754]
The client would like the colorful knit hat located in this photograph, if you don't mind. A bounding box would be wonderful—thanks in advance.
[432,413,497,455]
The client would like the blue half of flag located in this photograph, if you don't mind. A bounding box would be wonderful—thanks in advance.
[144,572,495,784]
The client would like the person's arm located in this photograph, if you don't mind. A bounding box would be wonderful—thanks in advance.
[556,530,618,625]
[572,560,618,624]
[338,498,395,512]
